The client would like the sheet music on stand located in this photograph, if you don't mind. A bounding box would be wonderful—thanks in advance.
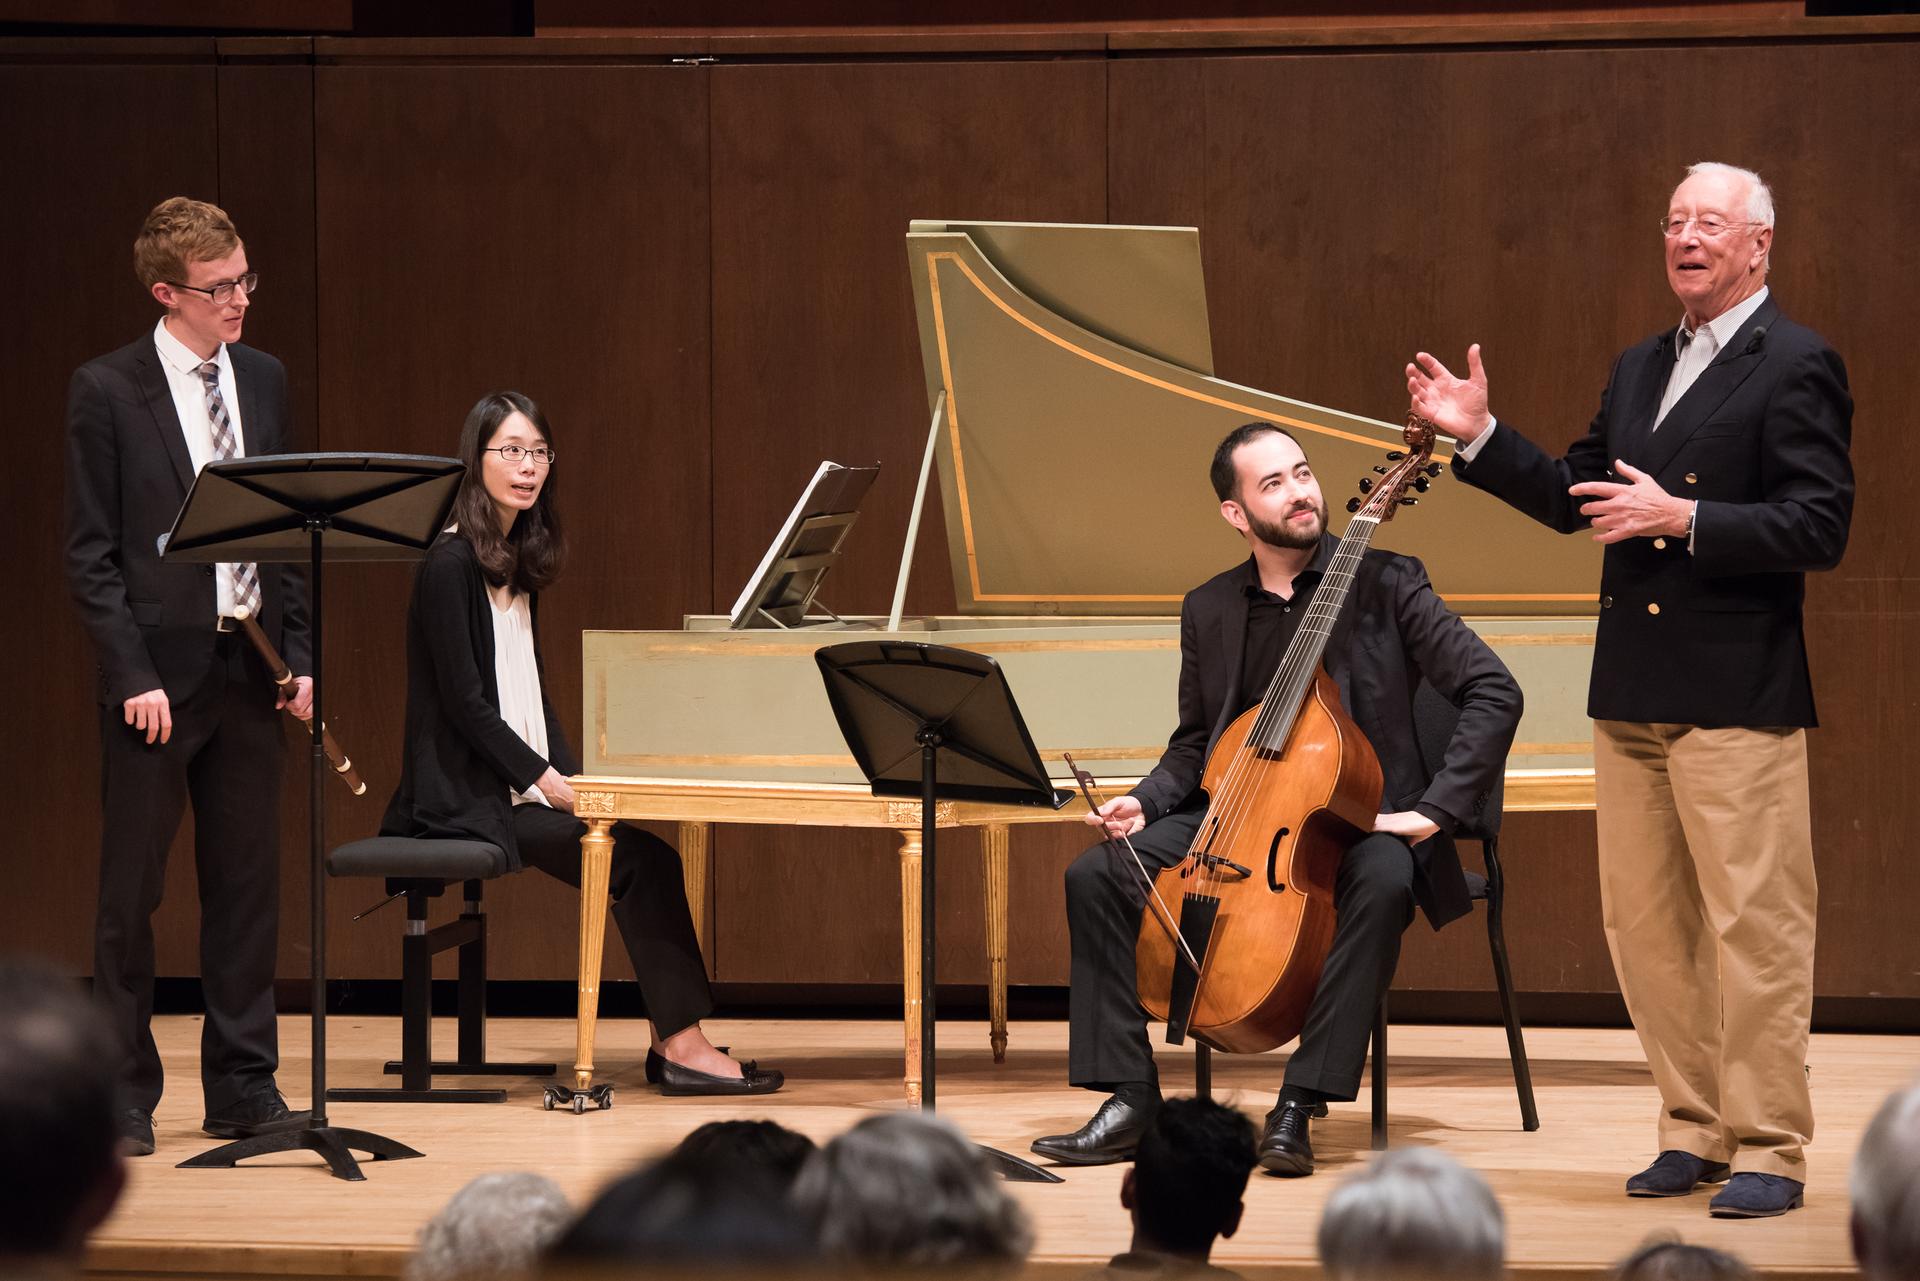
[728,460,880,629]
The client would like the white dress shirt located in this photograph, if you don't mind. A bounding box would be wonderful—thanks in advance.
[491,589,552,807]
[152,317,248,617]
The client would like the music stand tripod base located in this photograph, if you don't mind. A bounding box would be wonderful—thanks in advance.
[542,1082,615,1113]
[177,1126,423,1183]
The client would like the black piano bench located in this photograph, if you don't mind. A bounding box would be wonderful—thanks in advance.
[325,837,555,1103]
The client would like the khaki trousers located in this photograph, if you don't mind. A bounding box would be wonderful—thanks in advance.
[1593,719,1817,1179]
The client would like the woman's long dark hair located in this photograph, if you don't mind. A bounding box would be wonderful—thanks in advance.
[451,390,566,594]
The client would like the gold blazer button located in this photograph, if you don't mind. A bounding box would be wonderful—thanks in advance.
[1602,595,1613,608]
[1647,602,1661,615]
[1684,473,1699,485]
[1653,537,1667,550]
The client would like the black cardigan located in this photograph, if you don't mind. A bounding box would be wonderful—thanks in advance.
[379,533,580,868]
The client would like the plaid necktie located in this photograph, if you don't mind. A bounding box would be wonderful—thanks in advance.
[197,361,262,617]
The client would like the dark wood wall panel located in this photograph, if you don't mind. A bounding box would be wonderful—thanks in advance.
[705,59,1108,983]
[1,61,219,972]
[309,62,711,980]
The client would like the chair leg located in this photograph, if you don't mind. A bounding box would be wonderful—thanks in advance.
[399,894,432,1091]
[1195,1042,1212,1101]
[1370,995,1388,1151]
[457,881,486,1066]
[1482,837,1540,1131]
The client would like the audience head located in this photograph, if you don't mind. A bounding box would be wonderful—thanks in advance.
[1123,1097,1257,1259]
[1317,1148,1504,1281]
[791,1111,1033,1272]
[1853,1081,1920,1281]
[1612,1235,1754,1281]
[405,1172,570,1281]
[0,959,125,1263]
[673,1118,817,1191]
[548,1144,813,1270]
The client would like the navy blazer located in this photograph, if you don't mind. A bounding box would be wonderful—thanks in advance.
[1128,542,1522,931]
[1455,297,1853,727]
[380,534,579,869]
[64,333,311,705]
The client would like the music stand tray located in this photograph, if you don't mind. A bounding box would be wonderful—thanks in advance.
[816,641,1069,1184]
[162,452,462,1181]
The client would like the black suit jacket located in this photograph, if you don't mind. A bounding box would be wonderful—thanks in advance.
[1129,542,1523,930]
[380,534,579,869]
[1455,297,1853,727]
[64,332,310,705]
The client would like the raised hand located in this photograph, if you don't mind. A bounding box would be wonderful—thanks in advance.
[1406,344,1492,444]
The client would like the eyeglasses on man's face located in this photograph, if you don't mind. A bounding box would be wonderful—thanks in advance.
[1659,215,1757,240]
[483,444,556,466]
[168,272,260,304]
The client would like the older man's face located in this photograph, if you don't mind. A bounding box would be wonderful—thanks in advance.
[1663,170,1772,325]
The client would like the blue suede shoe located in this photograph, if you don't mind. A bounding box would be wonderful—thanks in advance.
[1709,1172,1804,1218]
[1625,1150,1732,1197]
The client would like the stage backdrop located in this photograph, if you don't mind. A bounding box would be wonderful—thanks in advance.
[2,17,1913,1023]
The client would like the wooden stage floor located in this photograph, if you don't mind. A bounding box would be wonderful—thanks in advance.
[86,1015,1907,1280]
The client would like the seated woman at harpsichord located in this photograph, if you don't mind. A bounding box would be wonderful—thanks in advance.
[379,390,781,1096]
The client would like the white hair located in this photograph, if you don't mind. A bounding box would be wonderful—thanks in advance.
[1317,1148,1506,1281]
[1684,161,1776,230]
[1853,1082,1920,1281]
[791,1111,1033,1271]
[406,1172,571,1281]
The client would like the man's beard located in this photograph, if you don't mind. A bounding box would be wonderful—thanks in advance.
[1246,500,1326,550]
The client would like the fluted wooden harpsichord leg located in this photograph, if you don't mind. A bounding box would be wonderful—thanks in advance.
[574,817,615,1093]
[983,824,1010,1063]
[678,820,712,964]
[898,823,924,1105]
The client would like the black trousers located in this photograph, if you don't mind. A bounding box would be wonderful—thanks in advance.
[1065,805,1415,1099]
[512,805,714,1039]
[95,634,285,1115]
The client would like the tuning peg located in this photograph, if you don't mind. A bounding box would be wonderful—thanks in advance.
[1412,476,1429,492]
[1424,463,1443,477]
[1346,497,1363,513]
[1372,465,1390,475]
[1386,451,1405,461]
[1358,477,1374,493]
[1399,497,1419,507]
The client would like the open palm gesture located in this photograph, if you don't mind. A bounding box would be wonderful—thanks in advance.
[1406,344,1493,444]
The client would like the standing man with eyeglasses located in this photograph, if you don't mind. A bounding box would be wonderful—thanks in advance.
[65,197,315,1157]
[1407,162,1854,1219]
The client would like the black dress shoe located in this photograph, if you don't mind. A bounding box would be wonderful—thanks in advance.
[645,1045,729,1085]
[1030,1094,1156,1166]
[1625,1150,1732,1197]
[1709,1172,1804,1218]
[202,1084,312,1140]
[656,1056,783,1096]
[121,1108,155,1158]
[1258,1101,1315,1177]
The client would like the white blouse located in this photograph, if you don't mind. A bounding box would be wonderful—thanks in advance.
[490,589,551,807]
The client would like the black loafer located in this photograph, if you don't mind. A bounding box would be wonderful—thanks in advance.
[656,1056,783,1096]
[1625,1150,1732,1197]
[121,1108,155,1157]
[1258,1101,1315,1177]
[645,1045,729,1086]
[1709,1172,1804,1218]
[1030,1093,1156,1166]
[202,1084,311,1140]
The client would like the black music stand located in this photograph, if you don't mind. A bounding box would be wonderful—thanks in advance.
[730,462,880,628]
[815,641,1069,1184]
[163,452,464,1182]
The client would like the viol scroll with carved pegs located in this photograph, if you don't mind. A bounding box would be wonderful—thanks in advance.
[1132,415,1442,1054]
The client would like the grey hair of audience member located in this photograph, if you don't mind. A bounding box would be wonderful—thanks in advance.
[791,1111,1034,1270]
[0,959,125,1262]
[1317,1148,1505,1281]
[1613,1234,1754,1281]
[1853,1081,1920,1281]
[405,1172,571,1281]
